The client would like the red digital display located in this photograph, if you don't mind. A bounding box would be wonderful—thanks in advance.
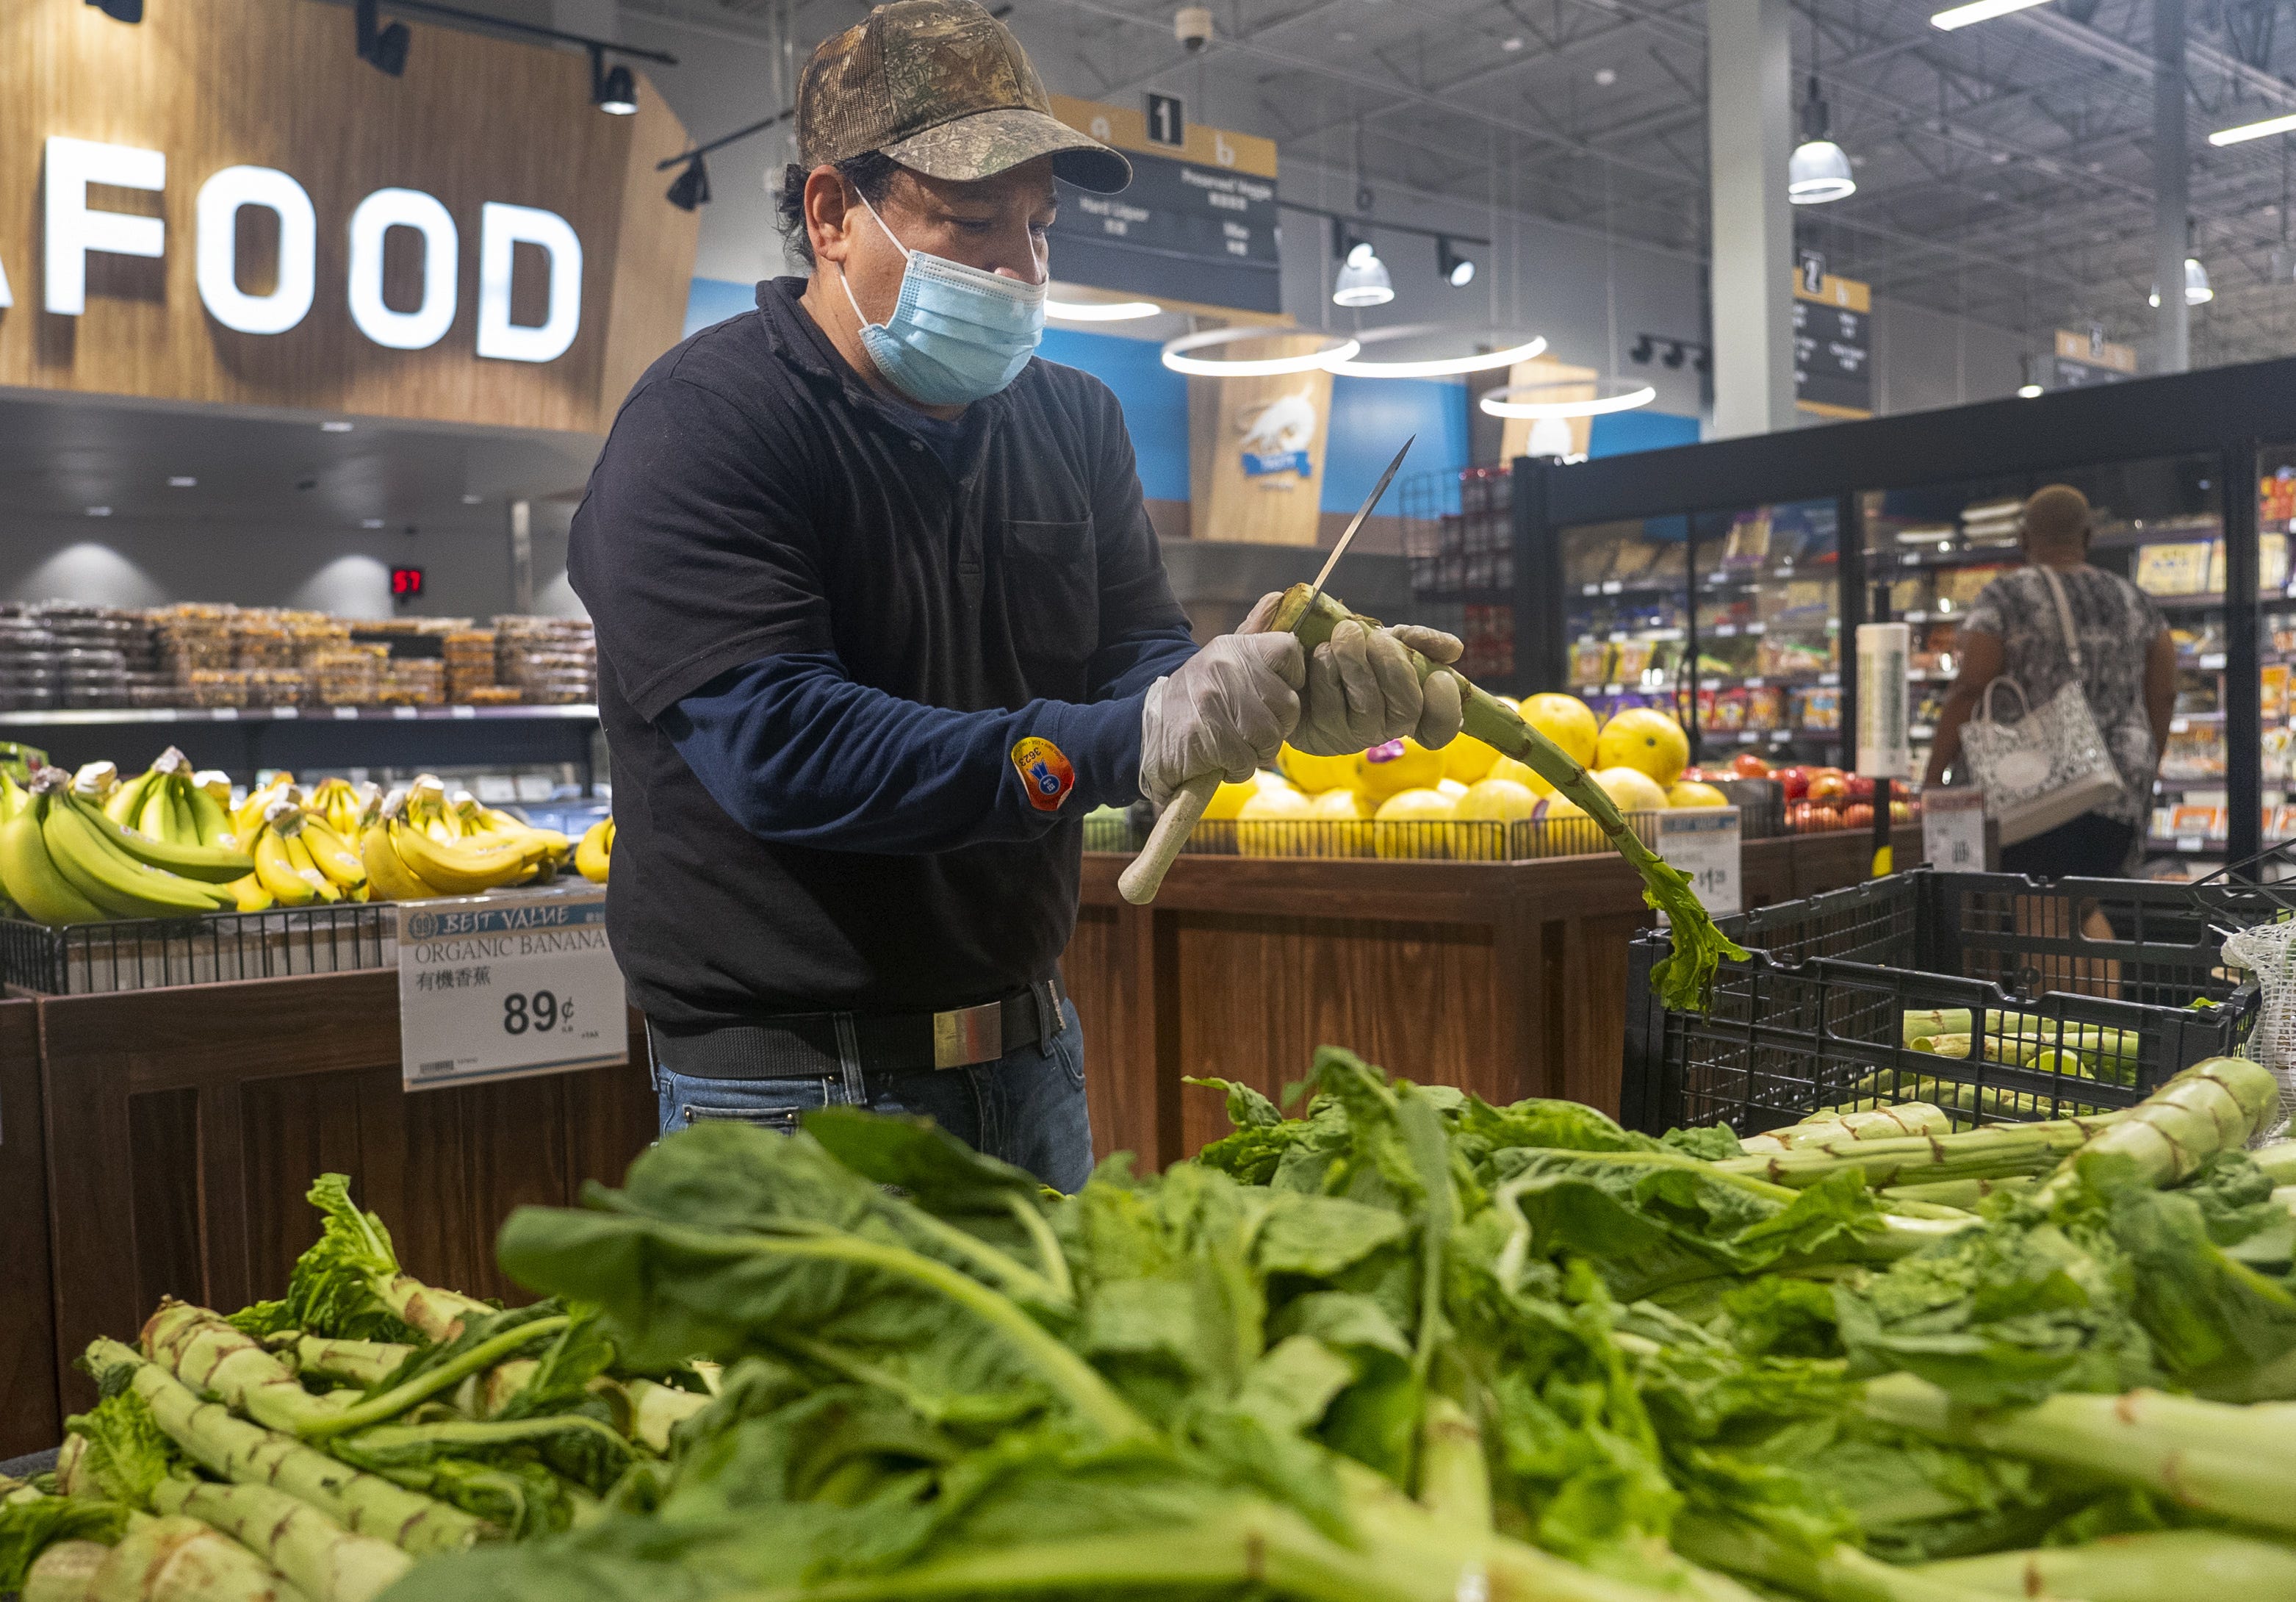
[391,566,425,599]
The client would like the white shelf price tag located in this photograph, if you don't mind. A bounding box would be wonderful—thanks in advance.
[397,891,624,1091]
[1656,805,1741,919]
[1922,786,1985,870]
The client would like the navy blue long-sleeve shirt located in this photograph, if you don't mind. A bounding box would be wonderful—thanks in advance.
[569,277,1198,1025]
[662,623,1195,855]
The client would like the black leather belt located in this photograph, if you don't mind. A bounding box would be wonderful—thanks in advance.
[648,977,1067,1080]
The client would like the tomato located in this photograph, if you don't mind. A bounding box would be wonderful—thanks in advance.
[1841,802,1875,830]
[1730,752,1773,778]
[1774,766,1810,801]
[1807,770,1849,805]
[1677,766,1711,784]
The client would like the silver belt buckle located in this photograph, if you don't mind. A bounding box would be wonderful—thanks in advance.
[931,999,1003,1069]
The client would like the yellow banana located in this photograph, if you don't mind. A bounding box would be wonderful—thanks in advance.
[251,822,316,907]
[42,794,223,917]
[388,818,529,895]
[226,872,274,913]
[0,790,107,924]
[575,817,613,883]
[360,821,439,902]
[284,827,341,903]
[299,815,369,891]
[61,793,251,883]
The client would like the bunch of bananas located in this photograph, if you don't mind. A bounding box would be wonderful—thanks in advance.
[0,759,253,924]
[358,775,573,901]
[234,793,373,911]
[576,815,613,883]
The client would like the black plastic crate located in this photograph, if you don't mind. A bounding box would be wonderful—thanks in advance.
[1622,869,2268,1136]
[0,904,392,994]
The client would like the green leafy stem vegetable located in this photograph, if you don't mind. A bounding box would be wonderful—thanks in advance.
[1273,584,1747,1010]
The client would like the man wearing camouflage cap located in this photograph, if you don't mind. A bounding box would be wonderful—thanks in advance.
[569,0,1459,1188]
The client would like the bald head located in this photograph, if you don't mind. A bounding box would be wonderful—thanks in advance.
[2023,484,2090,559]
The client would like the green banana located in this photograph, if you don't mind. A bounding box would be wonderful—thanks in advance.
[181,779,236,849]
[137,775,174,841]
[104,769,158,827]
[0,794,106,924]
[60,791,251,883]
[43,796,228,916]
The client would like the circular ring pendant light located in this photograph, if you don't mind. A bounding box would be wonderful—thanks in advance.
[1478,378,1658,419]
[1160,326,1361,376]
[1325,326,1550,378]
[1046,298,1164,321]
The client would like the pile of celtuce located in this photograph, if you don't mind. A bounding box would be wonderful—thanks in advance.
[10,1052,2296,1602]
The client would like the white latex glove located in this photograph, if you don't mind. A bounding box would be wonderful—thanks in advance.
[1289,615,1467,756]
[1137,630,1305,807]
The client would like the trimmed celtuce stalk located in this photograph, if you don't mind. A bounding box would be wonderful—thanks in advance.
[148,1479,411,1602]
[1274,584,1746,1010]
[1672,1513,2001,1602]
[142,1303,345,1434]
[2029,1057,2281,1209]
[285,1337,410,1390]
[1823,1075,2122,1127]
[1741,1103,1954,1155]
[2254,1141,2296,1185]
[1861,1372,2296,1534]
[90,1514,308,1602]
[295,1318,569,1440]
[1879,1174,2034,1208]
[23,1540,109,1602]
[87,1340,487,1556]
[1915,1530,2296,1599]
[1414,1394,1491,1533]
[1716,1115,2115,1190]
[624,1379,712,1453]
[1903,1008,2140,1059]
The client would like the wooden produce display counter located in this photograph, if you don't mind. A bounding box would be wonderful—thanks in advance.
[1,974,655,1459]
[1066,825,1923,1172]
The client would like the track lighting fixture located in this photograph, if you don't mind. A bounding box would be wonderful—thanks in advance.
[1662,342,1687,369]
[86,0,143,21]
[665,154,710,211]
[1436,237,1475,288]
[591,46,637,115]
[357,0,410,76]
[1629,334,1655,364]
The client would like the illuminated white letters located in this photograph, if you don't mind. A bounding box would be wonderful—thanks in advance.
[347,187,458,351]
[196,165,317,335]
[44,136,166,316]
[475,202,582,364]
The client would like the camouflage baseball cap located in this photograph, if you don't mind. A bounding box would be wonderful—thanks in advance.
[798,0,1131,194]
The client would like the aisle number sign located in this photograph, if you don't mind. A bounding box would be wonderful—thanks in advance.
[1922,786,1987,872]
[397,891,624,1090]
[1656,806,1742,919]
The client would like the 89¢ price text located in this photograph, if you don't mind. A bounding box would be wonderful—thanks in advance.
[503,991,575,1035]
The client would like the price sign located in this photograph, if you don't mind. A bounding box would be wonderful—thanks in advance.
[1922,786,1986,871]
[1656,805,1741,919]
[397,890,623,1090]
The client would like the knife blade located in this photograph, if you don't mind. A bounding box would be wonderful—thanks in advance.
[1303,434,1412,611]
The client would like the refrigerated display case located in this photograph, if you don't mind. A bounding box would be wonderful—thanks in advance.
[1690,498,1842,768]
[1558,516,1690,728]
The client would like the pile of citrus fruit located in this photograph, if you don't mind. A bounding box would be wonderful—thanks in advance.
[1201,694,1727,860]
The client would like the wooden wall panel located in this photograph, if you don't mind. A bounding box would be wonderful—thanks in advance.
[0,1000,60,1459]
[0,0,697,431]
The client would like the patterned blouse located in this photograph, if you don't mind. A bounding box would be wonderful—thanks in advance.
[1958,564,2167,826]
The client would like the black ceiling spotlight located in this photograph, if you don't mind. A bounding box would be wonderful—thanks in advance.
[1628,334,1655,364]
[1436,237,1475,288]
[85,0,144,22]
[665,154,711,211]
[356,0,410,76]
[1662,342,1687,369]
[591,45,637,115]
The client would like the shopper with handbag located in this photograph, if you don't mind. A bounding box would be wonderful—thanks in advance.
[1922,484,2177,877]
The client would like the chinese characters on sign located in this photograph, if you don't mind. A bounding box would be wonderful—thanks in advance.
[1656,806,1743,919]
[397,891,622,1090]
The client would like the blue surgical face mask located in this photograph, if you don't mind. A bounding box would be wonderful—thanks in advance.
[835,190,1047,407]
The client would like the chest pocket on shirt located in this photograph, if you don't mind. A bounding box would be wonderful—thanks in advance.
[1003,518,1098,672]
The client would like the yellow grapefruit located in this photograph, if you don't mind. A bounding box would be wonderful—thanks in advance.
[1669,780,1729,808]
[1489,754,1556,797]
[1593,765,1672,813]
[1308,786,1373,856]
[1443,730,1501,784]
[1235,783,1313,856]
[1595,707,1690,788]
[1354,738,1445,800]
[1372,786,1456,858]
[1202,769,1295,823]
[1278,743,1358,794]
[1454,776,1539,861]
[1522,693,1600,768]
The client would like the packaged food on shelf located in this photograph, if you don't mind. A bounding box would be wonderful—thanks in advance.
[1793,684,1842,730]
[1572,637,1614,686]
[2264,663,2288,721]
[2264,467,2296,523]
[2136,539,2216,596]
[2161,722,2228,779]
[2264,725,2293,782]
[1745,685,1785,730]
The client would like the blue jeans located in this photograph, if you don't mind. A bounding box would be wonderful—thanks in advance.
[650,1000,1094,1193]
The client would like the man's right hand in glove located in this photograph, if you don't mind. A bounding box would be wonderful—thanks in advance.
[1137,631,1305,807]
